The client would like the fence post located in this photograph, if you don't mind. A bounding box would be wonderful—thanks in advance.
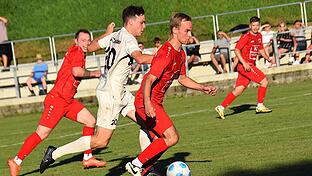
[10,41,17,69]
[303,2,308,27]
[12,66,21,98]
[300,2,305,25]
[257,8,260,18]
[272,33,280,67]
[48,37,54,63]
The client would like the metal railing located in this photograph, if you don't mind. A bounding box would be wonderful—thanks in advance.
[2,1,312,99]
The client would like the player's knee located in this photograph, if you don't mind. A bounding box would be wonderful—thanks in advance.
[165,132,179,147]
[260,78,268,87]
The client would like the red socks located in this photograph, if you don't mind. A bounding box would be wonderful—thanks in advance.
[138,138,168,166]
[221,92,236,108]
[17,132,42,160]
[258,86,267,104]
[82,126,94,155]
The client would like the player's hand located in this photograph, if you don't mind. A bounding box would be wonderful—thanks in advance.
[91,70,101,78]
[202,86,217,96]
[243,62,251,72]
[145,101,156,118]
[106,22,115,34]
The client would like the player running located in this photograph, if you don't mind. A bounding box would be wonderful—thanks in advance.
[7,26,114,176]
[125,12,217,176]
[39,5,153,173]
[215,16,276,120]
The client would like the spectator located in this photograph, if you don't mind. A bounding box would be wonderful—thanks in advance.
[276,22,294,60]
[0,16,12,72]
[26,54,48,96]
[152,37,162,54]
[304,32,312,63]
[128,42,149,84]
[260,22,274,65]
[291,20,307,65]
[185,33,201,69]
[210,30,231,74]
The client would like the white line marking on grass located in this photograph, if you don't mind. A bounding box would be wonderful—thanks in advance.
[2,92,311,148]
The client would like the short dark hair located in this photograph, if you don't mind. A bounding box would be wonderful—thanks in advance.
[122,6,145,24]
[293,20,301,25]
[249,16,260,24]
[170,13,192,34]
[138,41,144,45]
[153,37,161,43]
[75,29,90,39]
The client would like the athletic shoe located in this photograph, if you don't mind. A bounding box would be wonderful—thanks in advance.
[82,157,106,168]
[39,146,56,173]
[256,105,272,113]
[215,105,225,119]
[125,162,142,176]
[7,158,20,176]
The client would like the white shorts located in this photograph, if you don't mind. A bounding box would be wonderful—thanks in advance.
[96,89,135,129]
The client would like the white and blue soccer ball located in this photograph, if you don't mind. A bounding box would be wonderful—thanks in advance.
[166,161,191,176]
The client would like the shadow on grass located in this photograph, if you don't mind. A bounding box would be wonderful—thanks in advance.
[223,104,256,118]
[20,148,109,176]
[105,152,211,176]
[219,160,312,176]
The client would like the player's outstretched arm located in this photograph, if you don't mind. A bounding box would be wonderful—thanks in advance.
[131,50,153,64]
[72,67,101,78]
[178,75,217,96]
[88,22,115,52]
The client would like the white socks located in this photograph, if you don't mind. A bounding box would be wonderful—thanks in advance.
[14,156,22,165]
[257,103,264,107]
[132,158,143,168]
[52,136,91,160]
[83,153,93,160]
[139,129,152,151]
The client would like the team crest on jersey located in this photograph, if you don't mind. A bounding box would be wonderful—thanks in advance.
[111,37,121,44]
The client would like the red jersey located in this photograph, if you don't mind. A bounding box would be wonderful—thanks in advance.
[49,45,85,103]
[235,31,264,65]
[135,42,186,107]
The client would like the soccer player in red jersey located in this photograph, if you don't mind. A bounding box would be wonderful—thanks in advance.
[125,13,217,176]
[7,26,114,176]
[215,16,276,120]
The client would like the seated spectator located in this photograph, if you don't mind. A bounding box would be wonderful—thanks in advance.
[0,16,12,72]
[291,20,307,65]
[128,42,149,85]
[185,33,201,69]
[26,54,48,96]
[210,30,231,74]
[276,22,294,60]
[152,37,162,54]
[304,32,312,63]
[260,22,275,65]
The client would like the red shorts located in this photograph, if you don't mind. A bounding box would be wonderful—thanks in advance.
[136,105,173,136]
[38,94,85,128]
[235,64,266,88]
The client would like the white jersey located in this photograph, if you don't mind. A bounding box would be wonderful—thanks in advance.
[97,27,140,98]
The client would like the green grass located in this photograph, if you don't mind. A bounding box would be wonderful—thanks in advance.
[1,80,312,175]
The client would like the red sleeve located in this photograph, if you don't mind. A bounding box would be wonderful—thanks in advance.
[235,33,249,50]
[180,51,186,76]
[70,49,85,67]
[149,49,170,78]
[258,34,264,50]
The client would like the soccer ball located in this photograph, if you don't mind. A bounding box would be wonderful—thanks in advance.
[166,161,191,176]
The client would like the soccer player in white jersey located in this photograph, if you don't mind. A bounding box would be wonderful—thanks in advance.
[39,5,154,173]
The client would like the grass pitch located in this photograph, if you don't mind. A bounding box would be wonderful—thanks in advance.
[1,80,312,176]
